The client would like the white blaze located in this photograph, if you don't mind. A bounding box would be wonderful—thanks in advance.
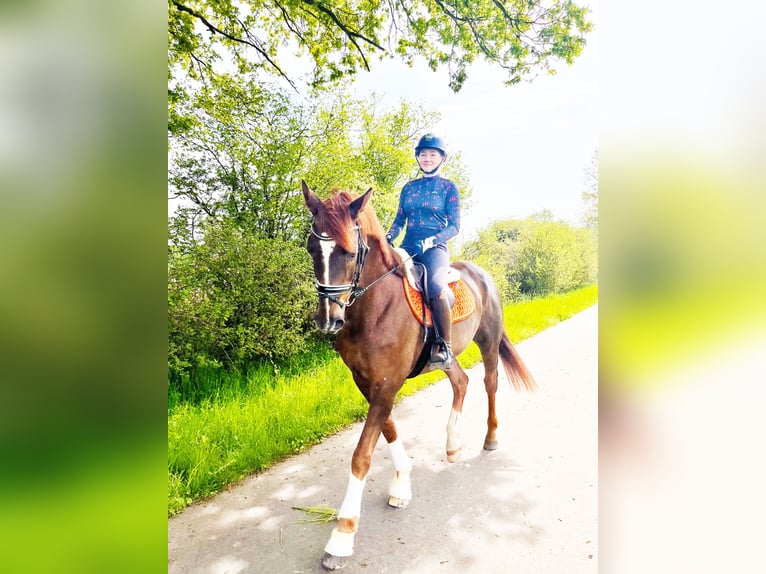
[318,237,336,320]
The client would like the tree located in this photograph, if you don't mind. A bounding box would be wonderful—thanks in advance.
[169,74,312,241]
[459,221,519,300]
[168,0,593,92]
[169,76,472,242]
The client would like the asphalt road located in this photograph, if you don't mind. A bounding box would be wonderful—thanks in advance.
[168,305,598,574]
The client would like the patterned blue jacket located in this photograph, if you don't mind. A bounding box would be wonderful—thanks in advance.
[387,176,460,249]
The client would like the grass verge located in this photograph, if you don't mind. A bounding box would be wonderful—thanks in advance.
[168,284,597,515]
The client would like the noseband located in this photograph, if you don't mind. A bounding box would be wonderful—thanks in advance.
[310,223,400,309]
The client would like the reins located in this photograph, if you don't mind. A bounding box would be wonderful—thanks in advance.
[310,222,410,308]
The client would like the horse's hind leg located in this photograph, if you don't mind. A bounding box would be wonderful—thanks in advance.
[445,366,470,462]
[480,344,500,451]
[472,309,503,451]
[382,415,412,508]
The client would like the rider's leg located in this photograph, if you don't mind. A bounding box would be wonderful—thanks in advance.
[429,290,453,368]
[422,246,453,369]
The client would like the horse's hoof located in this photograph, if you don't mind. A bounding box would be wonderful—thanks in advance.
[483,440,499,451]
[446,448,462,463]
[388,495,410,509]
[322,553,349,571]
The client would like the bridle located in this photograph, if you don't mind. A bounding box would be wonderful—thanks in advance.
[310,222,402,309]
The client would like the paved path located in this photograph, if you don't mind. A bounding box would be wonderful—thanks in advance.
[169,305,598,573]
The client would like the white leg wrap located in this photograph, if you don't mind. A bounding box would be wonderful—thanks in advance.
[338,473,366,519]
[389,470,412,500]
[387,438,413,500]
[324,528,356,557]
[388,438,412,473]
[446,409,462,452]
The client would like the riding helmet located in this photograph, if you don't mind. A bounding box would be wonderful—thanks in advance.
[415,133,447,157]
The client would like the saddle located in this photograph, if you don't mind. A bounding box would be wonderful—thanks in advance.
[392,248,475,328]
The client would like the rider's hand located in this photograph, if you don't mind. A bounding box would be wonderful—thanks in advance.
[423,236,436,251]
[415,236,436,255]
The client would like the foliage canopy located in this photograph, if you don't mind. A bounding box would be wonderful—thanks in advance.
[168,0,593,91]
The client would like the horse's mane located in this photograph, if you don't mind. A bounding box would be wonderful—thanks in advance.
[318,189,394,268]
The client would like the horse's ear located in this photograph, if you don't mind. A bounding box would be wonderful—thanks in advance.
[301,180,322,217]
[348,188,373,220]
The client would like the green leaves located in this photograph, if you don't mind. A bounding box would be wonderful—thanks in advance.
[459,215,597,301]
[168,224,316,379]
[169,74,466,240]
[168,0,593,92]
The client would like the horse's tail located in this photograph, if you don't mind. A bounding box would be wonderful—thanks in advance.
[499,332,538,392]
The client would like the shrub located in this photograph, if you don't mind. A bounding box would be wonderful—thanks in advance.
[459,214,597,300]
[510,220,596,296]
[168,222,316,384]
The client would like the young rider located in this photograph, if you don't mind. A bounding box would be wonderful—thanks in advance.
[386,133,460,369]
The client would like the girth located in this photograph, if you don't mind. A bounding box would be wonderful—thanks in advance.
[406,328,436,379]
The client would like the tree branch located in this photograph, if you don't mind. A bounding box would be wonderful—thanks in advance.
[432,0,474,24]
[171,1,297,91]
[300,0,385,71]
[490,0,527,34]
[275,2,307,43]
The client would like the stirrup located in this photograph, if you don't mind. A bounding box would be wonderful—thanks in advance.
[429,340,452,369]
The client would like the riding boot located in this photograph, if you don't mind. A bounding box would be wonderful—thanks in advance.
[429,291,453,370]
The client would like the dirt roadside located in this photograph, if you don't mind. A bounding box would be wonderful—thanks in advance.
[168,305,598,574]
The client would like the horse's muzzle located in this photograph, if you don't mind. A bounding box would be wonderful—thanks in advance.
[315,296,348,334]
[316,316,345,334]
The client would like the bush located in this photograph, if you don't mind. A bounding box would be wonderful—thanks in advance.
[459,214,597,300]
[460,223,518,301]
[168,222,316,384]
[510,220,596,296]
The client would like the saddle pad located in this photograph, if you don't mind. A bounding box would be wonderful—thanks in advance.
[402,277,476,327]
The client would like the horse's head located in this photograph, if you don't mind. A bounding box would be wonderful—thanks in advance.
[302,180,373,334]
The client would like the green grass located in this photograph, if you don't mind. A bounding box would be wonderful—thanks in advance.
[168,284,598,515]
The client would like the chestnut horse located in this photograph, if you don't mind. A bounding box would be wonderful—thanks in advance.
[301,181,536,570]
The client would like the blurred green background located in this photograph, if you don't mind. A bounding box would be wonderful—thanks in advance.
[598,2,766,572]
[0,1,166,572]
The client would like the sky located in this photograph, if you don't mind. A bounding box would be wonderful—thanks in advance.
[347,3,599,241]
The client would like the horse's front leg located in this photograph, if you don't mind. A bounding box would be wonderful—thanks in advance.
[322,402,392,571]
[382,415,412,509]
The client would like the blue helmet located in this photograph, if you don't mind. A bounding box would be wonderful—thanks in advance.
[415,133,447,157]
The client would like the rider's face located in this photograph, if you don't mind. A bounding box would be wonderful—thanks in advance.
[417,149,444,172]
